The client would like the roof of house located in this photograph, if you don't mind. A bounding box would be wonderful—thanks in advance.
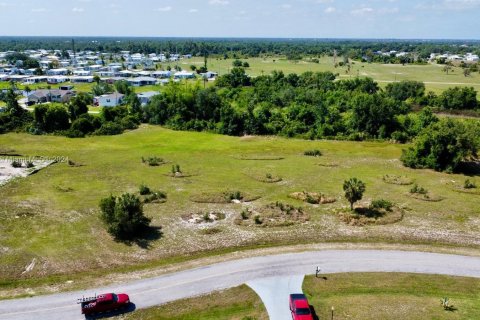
[98,92,124,100]
[137,91,160,98]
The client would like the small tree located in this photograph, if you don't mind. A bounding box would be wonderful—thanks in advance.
[99,193,151,240]
[343,178,366,210]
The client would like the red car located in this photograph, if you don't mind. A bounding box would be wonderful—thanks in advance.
[289,293,314,320]
[79,292,130,315]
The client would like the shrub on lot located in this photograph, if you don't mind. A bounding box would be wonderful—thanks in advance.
[464,179,477,189]
[304,149,322,157]
[370,199,393,211]
[99,193,151,240]
[343,178,366,210]
[11,160,22,168]
[410,184,428,195]
[139,184,151,195]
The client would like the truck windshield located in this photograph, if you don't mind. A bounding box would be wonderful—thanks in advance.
[112,294,118,302]
[296,308,311,315]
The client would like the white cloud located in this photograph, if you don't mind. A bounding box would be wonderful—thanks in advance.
[350,7,374,16]
[156,6,172,12]
[281,4,292,9]
[189,8,198,13]
[208,0,229,5]
[72,7,85,12]
[31,8,49,12]
[417,0,480,11]
[324,6,336,13]
[317,0,334,3]
[378,7,399,14]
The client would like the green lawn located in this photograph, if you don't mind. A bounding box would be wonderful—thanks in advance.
[1,126,480,296]
[304,273,480,320]
[114,285,267,320]
[166,56,480,96]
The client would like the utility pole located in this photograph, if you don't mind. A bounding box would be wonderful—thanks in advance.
[331,306,334,320]
[71,38,76,67]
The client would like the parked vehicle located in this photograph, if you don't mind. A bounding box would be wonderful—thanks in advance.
[78,292,130,315]
[289,293,313,320]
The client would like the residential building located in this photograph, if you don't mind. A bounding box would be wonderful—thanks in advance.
[95,93,124,107]
[137,91,160,106]
[127,76,157,87]
[27,89,75,104]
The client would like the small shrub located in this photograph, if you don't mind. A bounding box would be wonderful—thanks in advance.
[254,215,263,225]
[370,199,393,211]
[266,173,272,179]
[199,227,222,235]
[26,161,34,168]
[464,179,477,189]
[304,149,322,157]
[139,184,151,195]
[142,156,163,166]
[143,191,167,203]
[305,194,319,204]
[68,160,76,166]
[410,183,428,195]
[225,191,243,201]
[11,160,22,168]
[241,210,250,220]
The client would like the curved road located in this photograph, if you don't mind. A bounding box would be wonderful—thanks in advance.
[1,250,480,320]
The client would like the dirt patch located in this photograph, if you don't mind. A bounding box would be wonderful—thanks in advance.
[382,174,414,185]
[317,162,339,168]
[339,206,404,226]
[452,186,480,195]
[0,158,55,187]
[289,191,336,204]
[408,193,444,202]
[235,202,309,227]
[244,172,282,183]
[181,211,227,224]
[190,191,261,204]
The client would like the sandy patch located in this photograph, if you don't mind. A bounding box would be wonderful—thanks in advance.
[0,159,56,186]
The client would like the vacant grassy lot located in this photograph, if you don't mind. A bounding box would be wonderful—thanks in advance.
[0,125,480,294]
[304,273,480,320]
[118,273,480,320]
[171,56,480,95]
[114,285,267,320]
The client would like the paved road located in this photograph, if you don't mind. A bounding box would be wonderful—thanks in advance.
[1,250,480,320]
[248,275,304,320]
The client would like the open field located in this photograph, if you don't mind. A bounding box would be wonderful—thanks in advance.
[118,273,480,320]
[169,56,480,96]
[1,56,479,98]
[1,125,480,294]
[113,285,267,320]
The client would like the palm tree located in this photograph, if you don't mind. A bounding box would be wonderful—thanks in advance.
[343,178,366,210]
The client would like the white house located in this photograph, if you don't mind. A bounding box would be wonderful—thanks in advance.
[127,76,157,87]
[47,68,68,76]
[73,70,91,76]
[200,71,218,79]
[152,70,171,78]
[95,93,124,107]
[47,76,69,84]
[24,76,47,84]
[137,91,160,106]
[174,71,195,80]
[71,76,94,83]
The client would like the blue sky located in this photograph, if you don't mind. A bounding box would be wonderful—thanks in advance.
[0,0,479,39]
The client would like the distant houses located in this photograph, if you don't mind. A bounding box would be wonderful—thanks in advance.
[137,91,160,106]
[27,89,75,104]
[94,92,124,107]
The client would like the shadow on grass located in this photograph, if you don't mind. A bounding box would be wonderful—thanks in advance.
[310,305,320,320]
[456,161,480,176]
[118,226,163,249]
[354,207,386,219]
[84,302,136,319]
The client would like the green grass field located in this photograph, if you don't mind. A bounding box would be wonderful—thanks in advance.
[116,273,480,320]
[168,56,480,96]
[1,56,479,98]
[115,285,267,320]
[1,125,480,297]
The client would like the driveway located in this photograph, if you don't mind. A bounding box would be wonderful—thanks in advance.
[1,250,480,320]
[248,275,304,320]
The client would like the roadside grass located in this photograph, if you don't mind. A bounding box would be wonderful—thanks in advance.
[1,125,480,294]
[113,285,267,320]
[304,273,480,320]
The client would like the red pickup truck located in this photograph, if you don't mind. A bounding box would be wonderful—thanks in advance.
[289,293,314,320]
[79,292,130,315]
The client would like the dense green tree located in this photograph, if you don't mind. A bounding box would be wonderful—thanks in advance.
[385,80,425,102]
[401,118,478,172]
[68,93,91,120]
[34,104,70,132]
[436,87,478,110]
[100,193,151,240]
